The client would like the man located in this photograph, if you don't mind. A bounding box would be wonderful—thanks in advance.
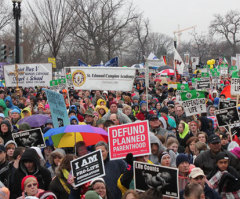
[102,101,131,124]
[109,113,120,125]
[194,134,240,176]
[184,183,205,199]
[75,141,88,157]
[148,114,168,137]
[176,154,190,192]
[95,141,126,199]
[84,109,95,126]
[180,167,221,199]
[11,148,52,198]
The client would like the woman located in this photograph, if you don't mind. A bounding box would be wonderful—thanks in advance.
[185,137,198,164]
[158,151,171,167]
[0,120,14,144]
[4,140,17,161]
[89,178,111,199]
[189,121,199,137]
[95,106,108,119]
[17,175,44,199]
[122,190,139,199]
[48,149,66,178]
[166,137,179,155]
[122,105,136,122]
[197,132,208,144]
[176,122,193,153]
[49,154,77,199]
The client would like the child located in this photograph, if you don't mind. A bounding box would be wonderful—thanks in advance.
[208,152,240,198]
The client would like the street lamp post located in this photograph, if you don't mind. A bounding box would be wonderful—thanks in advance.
[12,0,22,64]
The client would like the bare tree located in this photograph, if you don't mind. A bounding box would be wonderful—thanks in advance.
[0,0,12,32]
[210,10,240,55]
[27,0,73,60]
[69,0,137,64]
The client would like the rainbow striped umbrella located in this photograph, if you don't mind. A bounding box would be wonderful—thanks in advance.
[44,125,108,148]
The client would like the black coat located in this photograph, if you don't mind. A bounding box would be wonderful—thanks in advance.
[10,148,52,198]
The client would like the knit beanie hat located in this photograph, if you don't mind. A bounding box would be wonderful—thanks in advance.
[158,151,170,164]
[216,152,229,162]
[21,175,38,191]
[231,147,240,159]
[85,191,102,199]
[18,123,31,131]
[132,95,139,101]
[176,154,189,167]
[4,140,17,148]
[39,191,57,199]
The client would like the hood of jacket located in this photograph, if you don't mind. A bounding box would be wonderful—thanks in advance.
[0,120,12,136]
[20,107,32,119]
[4,96,13,109]
[19,148,40,175]
[70,115,79,124]
[97,98,106,106]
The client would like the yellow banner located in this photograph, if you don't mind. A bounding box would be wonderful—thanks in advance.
[48,57,56,68]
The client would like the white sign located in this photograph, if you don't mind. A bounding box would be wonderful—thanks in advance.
[191,57,199,71]
[4,63,52,87]
[70,67,135,91]
[231,78,240,95]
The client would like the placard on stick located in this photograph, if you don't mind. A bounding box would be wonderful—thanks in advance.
[108,121,151,160]
[134,161,179,198]
[215,107,240,127]
[12,128,46,148]
[70,150,105,187]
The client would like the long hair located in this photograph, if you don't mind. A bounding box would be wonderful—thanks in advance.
[56,154,76,177]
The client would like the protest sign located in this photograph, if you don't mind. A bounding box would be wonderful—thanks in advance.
[231,70,240,95]
[219,99,237,109]
[134,161,179,198]
[43,89,70,128]
[191,57,199,71]
[70,150,105,187]
[70,67,135,91]
[196,78,210,89]
[4,63,52,87]
[180,90,206,116]
[108,121,151,160]
[230,123,240,137]
[215,107,240,127]
[12,128,45,148]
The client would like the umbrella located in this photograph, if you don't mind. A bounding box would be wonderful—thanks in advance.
[18,114,50,128]
[44,125,108,147]
[157,69,174,76]
[157,65,174,71]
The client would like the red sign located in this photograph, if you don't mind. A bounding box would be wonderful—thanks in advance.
[108,121,151,160]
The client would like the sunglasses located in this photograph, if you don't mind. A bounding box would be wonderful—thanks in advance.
[26,183,37,188]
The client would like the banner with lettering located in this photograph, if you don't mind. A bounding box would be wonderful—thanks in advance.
[4,63,52,87]
[108,121,151,160]
[70,67,135,91]
[43,89,70,128]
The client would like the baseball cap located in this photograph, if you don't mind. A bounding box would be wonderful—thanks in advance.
[0,113,5,118]
[208,134,220,144]
[189,167,205,179]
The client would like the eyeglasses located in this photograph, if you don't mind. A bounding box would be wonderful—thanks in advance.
[26,183,37,188]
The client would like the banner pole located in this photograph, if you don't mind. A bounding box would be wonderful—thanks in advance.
[145,61,149,112]
[64,67,71,107]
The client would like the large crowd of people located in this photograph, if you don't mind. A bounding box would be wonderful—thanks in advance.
[0,71,239,199]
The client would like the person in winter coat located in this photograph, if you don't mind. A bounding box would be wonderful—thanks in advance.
[20,107,32,119]
[176,122,193,153]
[17,175,44,199]
[95,141,126,199]
[48,149,66,178]
[208,152,240,198]
[0,120,15,144]
[4,96,20,111]
[195,134,240,176]
[11,148,52,198]
[0,99,10,117]
[49,154,77,199]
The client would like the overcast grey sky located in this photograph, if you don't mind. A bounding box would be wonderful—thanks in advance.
[132,0,240,41]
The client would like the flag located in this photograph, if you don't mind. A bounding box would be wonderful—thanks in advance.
[201,72,210,78]
[163,56,167,65]
[177,83,189,91]
[78,59,87,66]
[223,57,228,65]
[180,90,197,101]
[105,57,118,67]
[174,48,185,75]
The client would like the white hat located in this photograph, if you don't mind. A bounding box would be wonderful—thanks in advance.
[189,167,205,179]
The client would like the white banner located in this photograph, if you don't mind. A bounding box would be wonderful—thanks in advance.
[4,63,52,87]
[191,57,199,71]
[174,48,185,75]
[70,67,135,91]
